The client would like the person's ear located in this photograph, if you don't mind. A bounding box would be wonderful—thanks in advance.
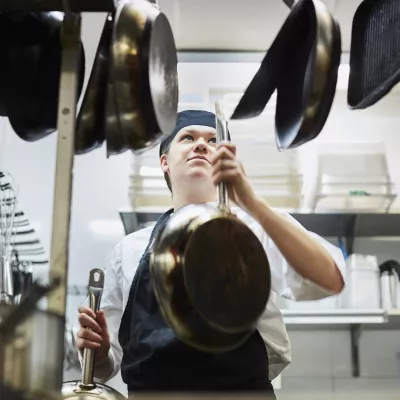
[160,154,169,174]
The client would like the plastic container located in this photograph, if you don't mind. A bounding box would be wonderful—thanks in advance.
[312,142,397,212]
[340,254,381,309]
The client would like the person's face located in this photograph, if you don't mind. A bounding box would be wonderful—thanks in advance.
[160,125,217,189]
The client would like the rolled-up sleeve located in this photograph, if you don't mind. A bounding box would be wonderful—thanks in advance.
[256,211,346,302]
[72,242,124,382]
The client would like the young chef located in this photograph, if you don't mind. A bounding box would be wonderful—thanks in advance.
[73,110,345,396]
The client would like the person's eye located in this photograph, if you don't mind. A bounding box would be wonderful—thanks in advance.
[209,138,216,144]
[182,135,194,141]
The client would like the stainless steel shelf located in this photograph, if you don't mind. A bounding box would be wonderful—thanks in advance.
[281,308,400,378]
[119,210,400,239]
[282,309,388,325]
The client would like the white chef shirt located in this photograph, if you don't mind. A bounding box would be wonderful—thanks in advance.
[73,205,345,383]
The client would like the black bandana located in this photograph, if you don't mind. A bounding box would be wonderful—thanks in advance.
[159,110,217,156]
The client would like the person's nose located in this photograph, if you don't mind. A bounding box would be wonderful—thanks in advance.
[193,139,208,154]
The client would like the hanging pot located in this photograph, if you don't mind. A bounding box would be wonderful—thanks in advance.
[0,12,86,142]
[150,101,271,353]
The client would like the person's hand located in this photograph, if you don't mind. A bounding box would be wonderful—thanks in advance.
[211,142,258,213]
[76,306,110,363]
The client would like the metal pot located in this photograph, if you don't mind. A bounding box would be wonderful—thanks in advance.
[109,0,179,155]
[150,101,271,353]
[0,282,64,394]
[62,269,126,400]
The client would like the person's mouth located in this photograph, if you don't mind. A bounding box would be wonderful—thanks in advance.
[188,156,210,164]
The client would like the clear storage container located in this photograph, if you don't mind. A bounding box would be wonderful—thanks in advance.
[340,254,381,309]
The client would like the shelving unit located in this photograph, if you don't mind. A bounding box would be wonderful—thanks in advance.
[119,210,400,254]
[119,209,400,377]
[283,309,400,377]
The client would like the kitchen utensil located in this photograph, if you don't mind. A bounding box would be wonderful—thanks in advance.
[348,0,400,109]
[150,101,271,352]
[74,14,113,155]
[0,12,86,142]
[379,260,399,310]
[231,0,341,150]
[61,269,126,400]
[9,249,34,306]
[0,172,18,305]
[110,0,179,155]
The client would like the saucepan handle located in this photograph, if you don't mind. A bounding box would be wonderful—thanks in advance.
[80,269,104,388]
[215,101,230,211]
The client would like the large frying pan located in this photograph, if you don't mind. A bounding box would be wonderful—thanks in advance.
[108,0,179,156]
[0,12,86,142]
[231,0,341,150]
[62,269,126,400]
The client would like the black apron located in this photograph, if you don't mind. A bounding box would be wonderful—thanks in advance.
[118,209,275,396]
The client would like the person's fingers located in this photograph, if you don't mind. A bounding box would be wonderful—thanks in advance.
[78,313,102,333]
[76,337,101,350]
[76,328,103,343]
[96,310,109,338]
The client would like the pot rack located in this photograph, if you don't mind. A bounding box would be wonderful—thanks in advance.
[0,0,117,394]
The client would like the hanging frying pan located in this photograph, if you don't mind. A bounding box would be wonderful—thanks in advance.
[74,11,130,156]
[105,14,129,157]
[109,0,179,155]
[231,0,341,150]
[105,69,129,156]
[150,101,271,353]
[74,14,113,155]
[62,269,126,400]
[1,12,86,142]
[347,0,400,109]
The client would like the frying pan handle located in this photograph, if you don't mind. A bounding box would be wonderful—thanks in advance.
[80,269,104,388]
[282,0,299,8]
[215,101,230,211]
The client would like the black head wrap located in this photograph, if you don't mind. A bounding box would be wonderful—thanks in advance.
[159,110,222,156]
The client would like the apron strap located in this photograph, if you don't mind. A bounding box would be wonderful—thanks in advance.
[118,208,174,349]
